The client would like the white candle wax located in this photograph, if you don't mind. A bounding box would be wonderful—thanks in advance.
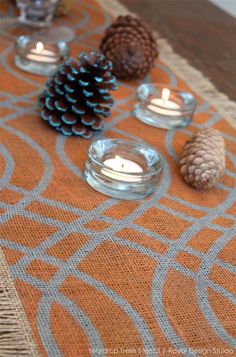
[102,155,143,182]
[27,41,58,63]
[147,88,182,116]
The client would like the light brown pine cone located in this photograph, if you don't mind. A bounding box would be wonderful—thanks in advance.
[179,128,225,190]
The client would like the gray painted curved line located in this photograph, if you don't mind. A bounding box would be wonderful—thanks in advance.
[165,130,180,163]
[0,106,36,126]
[10,267,104,357]
[0,26,18,42]
[0,144,14,188]
[3,124,53,194]
[196,220,236,348]
[208,281,236,308]
[104,112,132,131]
[225,150,236,165]
[2,233,234,311]
[12,213,113,270]
[217,183,234,192]
[165,194,212,213]
[196,283,236,348]
[56,294,104,357]
[37,297,63,357]
[56,136,83,178]
[70,8,90,31]
[0,123,53,223]
[17,209,66,229]
[152,177,236,355]
[7,180,173,248]
[107,235,161,261]
[1,44,43,89]
[37,294,104,357]
[216,259,236,275]
[14,157,170,354]
[152,257,198,357]
[76,2,112,41]
[172,261,236,307]
[155,63,177,87]
[7,183,86,216]
[111,127,148,144]
[195,101,210,114]
[0,88,42,106]
[225,169,236,178]
[220,132,236,144]
[74,270,157,356]
[153,203,196,223]
[70,40,96,50]
[192,112,222,128]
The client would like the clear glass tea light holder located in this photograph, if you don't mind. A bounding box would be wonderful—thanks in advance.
[85,139,163,200]
[14,35,70,76]
[134,84,196,129]
[16,0,58,27]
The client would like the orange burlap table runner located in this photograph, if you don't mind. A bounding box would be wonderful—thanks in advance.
[0,1,236,356]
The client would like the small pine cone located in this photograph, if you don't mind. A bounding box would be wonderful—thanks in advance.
[100,15,158,80]
[179,128,225,190]
[38,52,117,138]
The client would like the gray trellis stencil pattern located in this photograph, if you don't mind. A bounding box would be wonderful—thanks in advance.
[0,1,236,357]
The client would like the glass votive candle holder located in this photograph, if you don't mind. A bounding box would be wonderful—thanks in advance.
[16,0,58,27]
[134,83,196,129]
[85,139,163,200]
[14,35,70,76]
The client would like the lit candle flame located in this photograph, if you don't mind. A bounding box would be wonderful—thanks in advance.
[115,155,124,169]
[162,88,170,105]
[36,42,44,53]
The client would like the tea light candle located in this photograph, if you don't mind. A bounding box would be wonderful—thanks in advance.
[85,139,163,200]
[27,42,58,63]
[15,35,70,76]
[134,83,196,129]
[102,155,143,182]
[147,88,181,116]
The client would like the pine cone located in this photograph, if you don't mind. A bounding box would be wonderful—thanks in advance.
[100,15,158,80]
[179,128,225,190]
[38,52,117,138]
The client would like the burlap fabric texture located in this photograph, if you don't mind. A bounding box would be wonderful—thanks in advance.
[0,0,236,356]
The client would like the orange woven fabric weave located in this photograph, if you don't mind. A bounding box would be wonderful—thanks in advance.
[0,1,236,356]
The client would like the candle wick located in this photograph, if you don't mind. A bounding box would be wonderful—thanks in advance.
[121,163,124,169]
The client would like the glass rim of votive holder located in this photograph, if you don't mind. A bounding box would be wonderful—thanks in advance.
[87,138,163,180]
[15,35,70,63]
[85,138,164,200]
[138,83,197,113]
[14,35,70,76]
[134,83,197,130]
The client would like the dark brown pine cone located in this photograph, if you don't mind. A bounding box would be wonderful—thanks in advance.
[100,15,158,80]
[38,52,117,138]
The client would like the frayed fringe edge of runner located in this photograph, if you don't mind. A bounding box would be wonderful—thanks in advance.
[0,249,39,357]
